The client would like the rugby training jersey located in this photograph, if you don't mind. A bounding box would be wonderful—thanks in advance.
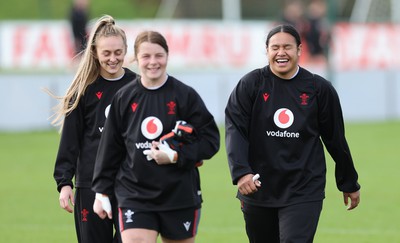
[92,75,220,211]
[53,68,137,192]
[225,65,360,207]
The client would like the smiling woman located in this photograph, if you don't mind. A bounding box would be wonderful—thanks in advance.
[49,14,137,243]
[96,35,127,79]
[91,30,220,243]
[266,24,302,79]
[225,24,361,243]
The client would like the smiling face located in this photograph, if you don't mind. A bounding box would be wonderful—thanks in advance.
[267,32,301,79]
[136,41,168,87]
[96,35,126,79]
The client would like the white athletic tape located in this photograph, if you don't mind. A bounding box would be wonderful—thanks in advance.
[95,193,111,213]
[158,141,176,163]
[252,174,261,184]
[143,150,153,161]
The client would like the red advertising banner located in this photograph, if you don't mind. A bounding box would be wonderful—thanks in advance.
[331,23,400,70]
[1,21,399,71]
[0,22,74,69]
[0,20,271,71]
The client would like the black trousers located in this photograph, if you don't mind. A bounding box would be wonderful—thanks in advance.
[242,200,323,243]
[74,188,121,243]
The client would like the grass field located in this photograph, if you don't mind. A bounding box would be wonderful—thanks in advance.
[0,0,157,20]
[0,121,399,242]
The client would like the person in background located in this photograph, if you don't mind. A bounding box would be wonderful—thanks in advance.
[225,24,360,243]
[52,15,136,243]
[281,0,307,37]
[70,0,89,54]
[304,0,331,65]
[92,30,220,243]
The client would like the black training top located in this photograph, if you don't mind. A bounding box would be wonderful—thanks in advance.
[92,75,220,211]
[225,65,360,207]
[53,68,137,192]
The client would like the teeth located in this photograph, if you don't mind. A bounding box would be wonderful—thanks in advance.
[276,59,288,63]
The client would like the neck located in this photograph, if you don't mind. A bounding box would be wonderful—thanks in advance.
[141,74,168,89]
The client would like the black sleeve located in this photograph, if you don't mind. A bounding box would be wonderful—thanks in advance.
[176,88,220,169]
[316,78,361,193]
[92,95,126,195]
[53,104,83,192]
[224,77,256,184]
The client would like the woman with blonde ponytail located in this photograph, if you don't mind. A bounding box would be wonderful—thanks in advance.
[52,15,136,243]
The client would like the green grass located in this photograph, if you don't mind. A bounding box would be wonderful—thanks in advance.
[0,121,399,242]
[0,0,158,20]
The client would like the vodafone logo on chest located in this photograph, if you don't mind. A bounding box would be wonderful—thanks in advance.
[141,116,163,140]
[105,104,111,118]
[266,108,300,138]
[98,104,112,133]
[273,108,294,129]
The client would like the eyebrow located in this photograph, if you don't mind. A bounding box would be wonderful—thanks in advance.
[270,43,295,48]
[101,48,123,53]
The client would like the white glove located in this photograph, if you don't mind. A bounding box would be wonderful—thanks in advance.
[95,193,112,214]
[157,141,177,163]
[143,149,153,161]
[172,120,187,134]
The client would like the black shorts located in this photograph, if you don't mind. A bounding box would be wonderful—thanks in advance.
[241,200,323,243]
[118,207,201,240]
[74,188,121,243]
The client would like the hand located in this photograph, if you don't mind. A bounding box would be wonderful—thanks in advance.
[157,141,177,163]
[237,174,261,195]
[172,120,195,139]
[143,141,177,165]
[343,190,360,210]
[59,185,74,213]
[143,149,153,161]
[158,121,197,152]
[93,193,112,219]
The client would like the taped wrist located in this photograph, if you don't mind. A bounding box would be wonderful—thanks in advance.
[158,141,178,163]
[95,193,111,213]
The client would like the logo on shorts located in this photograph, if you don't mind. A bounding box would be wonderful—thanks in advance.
[81,208,89,222]
[125,209,134,223]
[141,116,163,140]
[183,221,191,231]
[273,108,294,129]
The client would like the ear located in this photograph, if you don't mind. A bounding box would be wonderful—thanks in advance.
[297,44,302,56]
[92,46,98,59]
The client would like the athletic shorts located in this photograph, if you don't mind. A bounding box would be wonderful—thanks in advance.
[241,200,323,243]
[118,207,201,240]
[74,188,121,243]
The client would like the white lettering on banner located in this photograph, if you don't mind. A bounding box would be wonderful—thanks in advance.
[162,26,251,67]
[0,21,74,69]
[332,23,400,70]
[120,21,270,70]
[3,21,400,71]
[0,20,270,71]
